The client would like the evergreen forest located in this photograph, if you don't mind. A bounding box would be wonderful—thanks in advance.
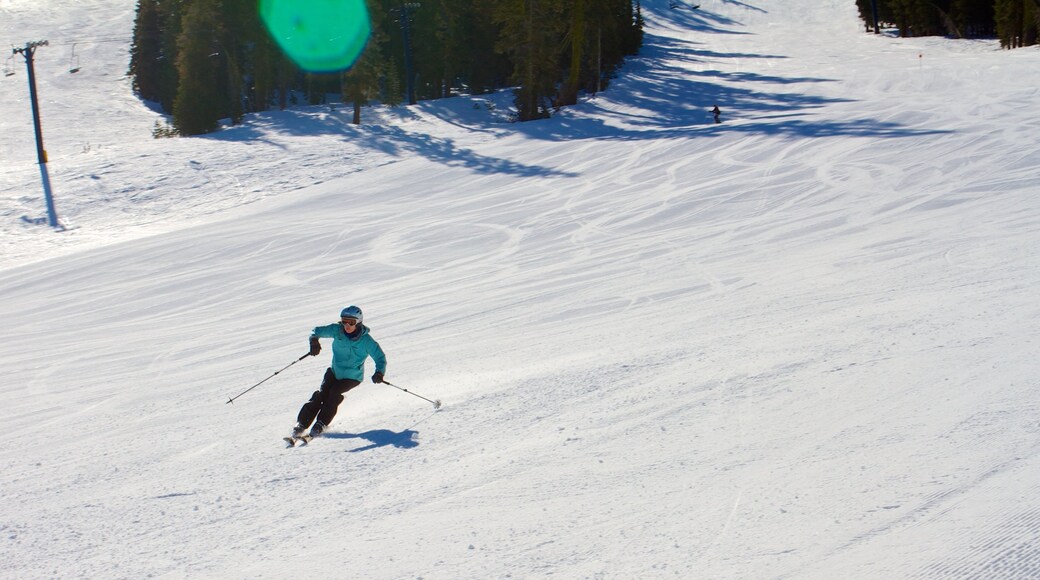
[129,1,1036,136]
[129,0,644,135]
[855,0,1038,48]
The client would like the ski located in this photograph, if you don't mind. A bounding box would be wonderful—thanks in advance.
[283,435,313,447]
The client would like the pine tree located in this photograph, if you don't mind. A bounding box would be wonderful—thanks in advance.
[954,0,996,36]
[156,0,183,113]
[216,0,261,121]
[557,0,586,106]
[382,58,403,106]
[250,33,278,111]
[584,0,641,94]
[410,0,466,99]
[454,0,512,95]
[128,0,182,113]
[129,0,162,101]
[1028,0,1040,44]
[172,0,224,134]
[343,0,387,124]
[997,0,1039,46]
[996,0,1023,46]
[493,0,564,121]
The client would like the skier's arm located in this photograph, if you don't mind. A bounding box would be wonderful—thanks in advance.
[308,324,339,355]
[311,324,340,339]
[369,339,387,375]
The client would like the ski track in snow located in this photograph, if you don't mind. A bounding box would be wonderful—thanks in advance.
[2,0,1040,578]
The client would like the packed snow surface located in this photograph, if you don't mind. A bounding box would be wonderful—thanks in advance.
[2,0,1039,578]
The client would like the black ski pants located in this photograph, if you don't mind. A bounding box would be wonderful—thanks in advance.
[296,368,361,429]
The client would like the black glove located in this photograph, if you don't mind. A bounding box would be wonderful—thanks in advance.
[309,336,321,357]
[371,372,384,383]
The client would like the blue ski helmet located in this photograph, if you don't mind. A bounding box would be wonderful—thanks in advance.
[340,305,363,322]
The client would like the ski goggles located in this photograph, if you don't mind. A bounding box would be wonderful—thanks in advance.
[340,318,359,326]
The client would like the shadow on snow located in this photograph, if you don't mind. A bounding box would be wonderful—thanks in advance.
[514,1,950,142]
[324,429,420,452]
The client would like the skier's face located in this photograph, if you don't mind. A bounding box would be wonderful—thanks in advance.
[341,318,359,329]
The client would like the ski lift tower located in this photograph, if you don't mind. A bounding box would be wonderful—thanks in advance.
[12,40,61,230]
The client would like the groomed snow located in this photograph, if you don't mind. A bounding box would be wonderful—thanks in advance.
[2,0,1039,578]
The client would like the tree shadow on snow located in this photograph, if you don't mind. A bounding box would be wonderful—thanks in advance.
[355,125,577,178]
[199,109,577,179]
[512,1,951,142]
[324,429,420,453]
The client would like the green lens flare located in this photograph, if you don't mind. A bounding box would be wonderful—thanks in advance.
[259,0,371,73]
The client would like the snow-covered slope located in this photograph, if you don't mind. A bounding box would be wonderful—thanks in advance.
[2,0,1039,578]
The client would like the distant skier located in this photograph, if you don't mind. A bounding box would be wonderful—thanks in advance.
[289,305,387,440]
[712,105,721,124]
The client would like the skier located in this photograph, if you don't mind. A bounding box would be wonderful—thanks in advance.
[712,105,721,124]
[289,305,387,441]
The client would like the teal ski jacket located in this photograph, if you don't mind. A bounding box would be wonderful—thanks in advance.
[311,323,387,381]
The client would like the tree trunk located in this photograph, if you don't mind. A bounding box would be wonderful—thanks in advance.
[558,0,584,106]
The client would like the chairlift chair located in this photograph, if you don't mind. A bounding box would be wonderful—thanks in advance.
[3,55,14,77]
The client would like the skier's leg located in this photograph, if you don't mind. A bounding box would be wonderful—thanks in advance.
[315,378,361,428]
[295,368,337,429]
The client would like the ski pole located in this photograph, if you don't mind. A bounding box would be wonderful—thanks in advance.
[382,380,442,409]
[226,352,309,404]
